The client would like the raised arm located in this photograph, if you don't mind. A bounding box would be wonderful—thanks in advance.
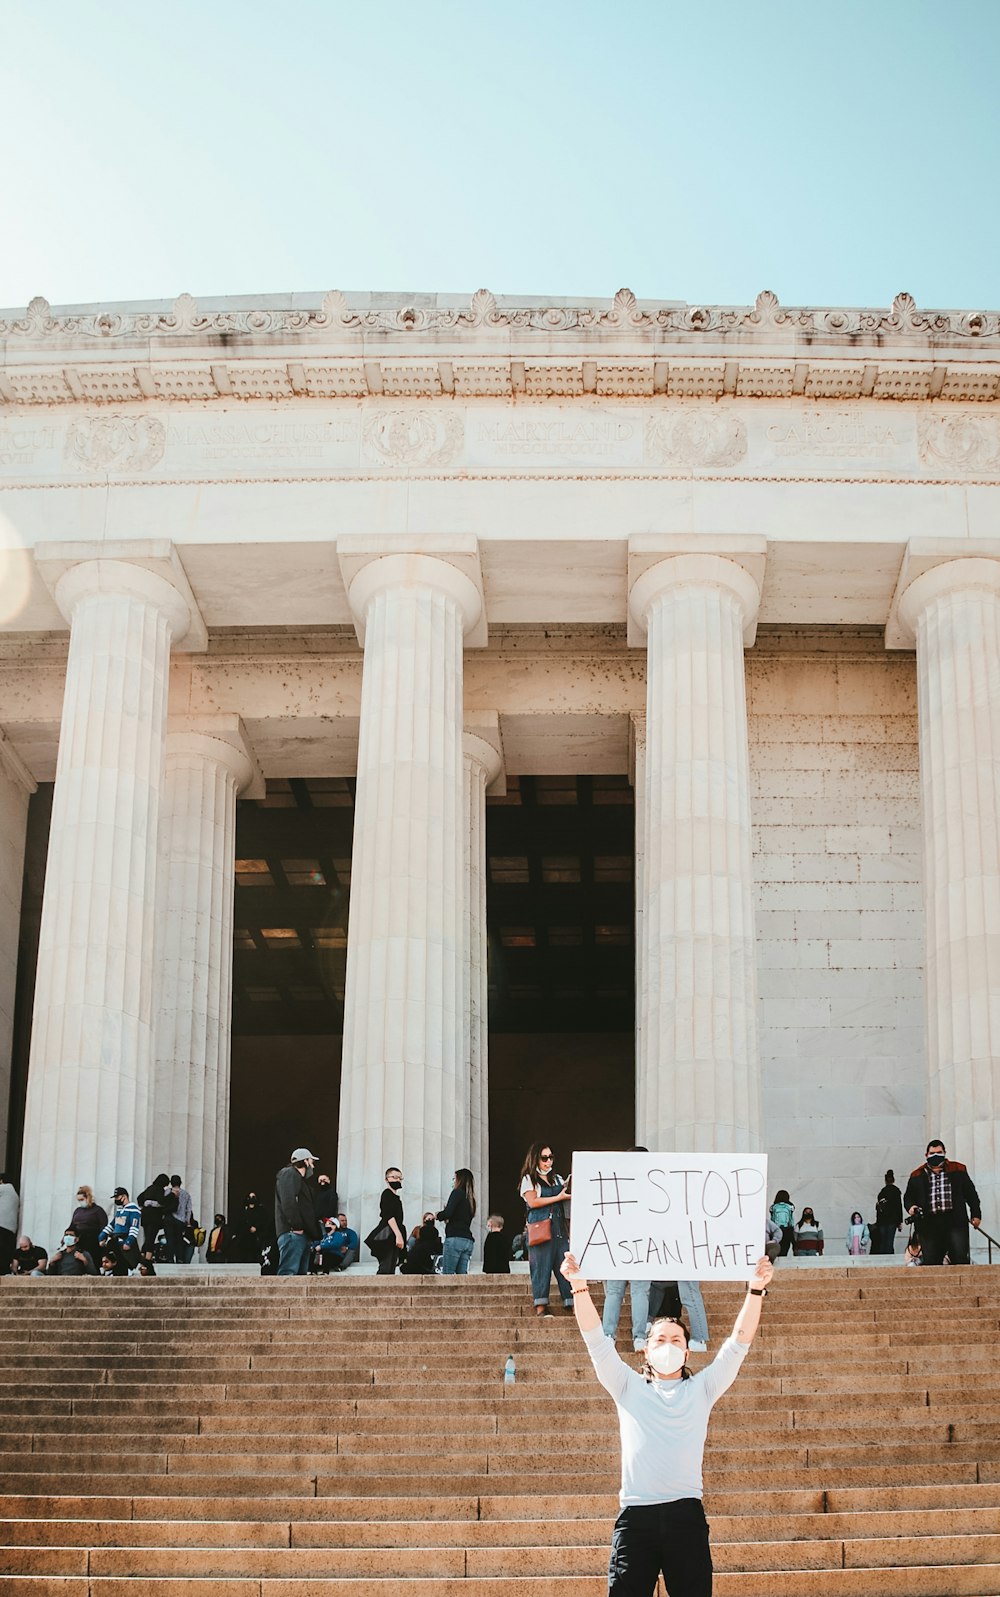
[559,1250,600,1331]
[560,1250,631,1404]
[732,1256,774,1347]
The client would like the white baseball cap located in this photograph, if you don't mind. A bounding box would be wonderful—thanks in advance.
[290,1147,318,1162]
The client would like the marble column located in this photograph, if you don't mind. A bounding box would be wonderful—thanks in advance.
[0,731,35,1167]
[152,717,261,1225]
[463,721,503,1230]
[898,557,1000,1226]
[629,554,762,1153]
[337,551,483,1232]
[20,553,197,1248]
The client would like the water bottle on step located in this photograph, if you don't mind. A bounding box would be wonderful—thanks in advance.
[503,1354,516,1386]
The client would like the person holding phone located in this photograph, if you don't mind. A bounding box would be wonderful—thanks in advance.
[560,1247,773,1596]
[519,1141,573,1317]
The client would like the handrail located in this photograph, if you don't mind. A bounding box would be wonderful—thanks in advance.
[978,1225,1000,1264]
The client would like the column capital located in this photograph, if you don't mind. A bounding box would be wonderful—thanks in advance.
[627,544,764,647]
[34,539,207,652]
[888,540,1000,647]
[337,535,486,648]
[0,727,37,794]
[165,713,264,798]
[464,710,505,794]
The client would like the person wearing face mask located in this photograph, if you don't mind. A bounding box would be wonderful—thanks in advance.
[904,1140,982,1266]
[368,1167,406,1274]
[234,1191,271,1265]
[792,1207,824,1257]
[274,1147,322,1275]
[45,1226,98,1276]
[69,1185,108,1266]
[519,1141,574,1317]
[561,1248,773,1596]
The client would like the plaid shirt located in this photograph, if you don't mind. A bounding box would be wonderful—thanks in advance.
[928,1166,953,1213]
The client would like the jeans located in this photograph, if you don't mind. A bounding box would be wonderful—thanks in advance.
[602,1280,650,1343]
[918,1213,971,1266]
[678,1281,709,1344]
[608,1498,712,1596]
[277,1230,312,1275]
[528,1233,571,1305]
[442,1236,474,1275]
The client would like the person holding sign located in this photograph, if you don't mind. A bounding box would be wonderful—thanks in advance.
[560,1248,774,1596]
[519,1142,573,1317]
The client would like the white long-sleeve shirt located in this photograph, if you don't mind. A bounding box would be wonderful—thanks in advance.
[582,1323,749,1506]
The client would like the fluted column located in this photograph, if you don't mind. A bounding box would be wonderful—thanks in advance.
[463,723,503,1229]
[898,558,1000,1225]
[152,718,260,1224]
[21,554,197,1248]
[337,551,483,1230]
[629,553,762,1153]
[0,731,35,1167]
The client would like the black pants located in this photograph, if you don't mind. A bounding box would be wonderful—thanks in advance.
[918,1213,970,1266]
[608,1499,712,1596]
[869,1223,897,1256]
[778,1226,794,1257]
[0,1227,14,1276]
[377,1247,401,1274]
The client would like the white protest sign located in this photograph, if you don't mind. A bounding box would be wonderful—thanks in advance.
[569,1151,768,1281]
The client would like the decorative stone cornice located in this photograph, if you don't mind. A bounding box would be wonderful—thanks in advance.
[3,287,1000,344]
[2,289,1000,412]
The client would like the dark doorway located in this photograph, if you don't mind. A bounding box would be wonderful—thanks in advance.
[230,777,354,1207]
[486,775,636,1223]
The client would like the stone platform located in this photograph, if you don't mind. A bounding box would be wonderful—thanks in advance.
[1,1267,999,1594]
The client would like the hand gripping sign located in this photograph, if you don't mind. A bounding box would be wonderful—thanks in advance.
[569,1151,768,1281]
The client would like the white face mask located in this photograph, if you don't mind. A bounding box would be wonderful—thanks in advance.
[61,1236,76,1251]
[646,1340,687,1377]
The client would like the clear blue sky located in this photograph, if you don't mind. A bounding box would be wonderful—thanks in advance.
[2,0,998,311]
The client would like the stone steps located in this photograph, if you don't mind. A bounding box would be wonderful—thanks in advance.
[2,1270,1000,1593]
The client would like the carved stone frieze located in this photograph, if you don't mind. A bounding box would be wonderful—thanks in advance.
[918,414,1000,474]
[3,287,1000,346]
[644,412,748,469]
[361,410,464,467]
[66,414,167,472]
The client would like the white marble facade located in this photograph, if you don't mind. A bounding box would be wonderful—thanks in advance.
[2,287,1000,1247]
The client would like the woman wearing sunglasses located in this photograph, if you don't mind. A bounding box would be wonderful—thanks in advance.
[518,1141,573,1317]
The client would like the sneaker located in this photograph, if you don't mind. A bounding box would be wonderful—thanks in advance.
[689,1339,709,1352]
[633,1337,647,1352]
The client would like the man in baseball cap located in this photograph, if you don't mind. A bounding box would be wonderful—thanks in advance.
[274,1149,321,1275]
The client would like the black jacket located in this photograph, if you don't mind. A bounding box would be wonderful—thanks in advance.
[275,1165,321,1240]
[875,1183,903,1228]
[903,1161,981,1224]
[437,1189,474,1241]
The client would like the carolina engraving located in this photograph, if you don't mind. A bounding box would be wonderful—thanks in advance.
[66,415,166,472]
[918,414,1000,474]
[766,411,905,461]
[362,410,464,467]
[645,413,747,469]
